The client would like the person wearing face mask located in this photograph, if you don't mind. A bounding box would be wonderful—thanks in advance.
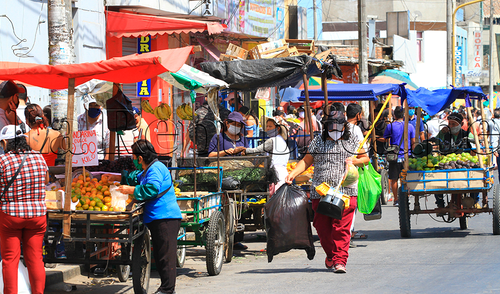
[224,92,244,111]
[238,106,259,148]
[285,105,369,273]
[408,107,425,142]
[207,112,248,157]
[297,106,319,133]
[0,80,24,129]
[77,94,110,160]
[106,140,181,294]
[243,116,290,194]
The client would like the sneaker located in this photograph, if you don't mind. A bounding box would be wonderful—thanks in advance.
[233,242,248,250]
[325,257,334,269]
[349,240,357,248]
[393,201,399,207]
[333,263,346,273]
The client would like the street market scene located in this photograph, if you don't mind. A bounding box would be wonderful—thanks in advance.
[1,0,500,294]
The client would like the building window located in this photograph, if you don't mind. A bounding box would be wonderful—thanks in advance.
[417,32,423,62]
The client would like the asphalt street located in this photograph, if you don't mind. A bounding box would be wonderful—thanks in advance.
[45,191,500,294]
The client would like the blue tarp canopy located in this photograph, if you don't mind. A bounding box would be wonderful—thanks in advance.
[299,83,404,101]
[405,86,486,116]
[279,87,302,102]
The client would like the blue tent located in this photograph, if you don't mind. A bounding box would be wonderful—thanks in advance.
[405,86,486,116]
[279,87,302,102]
[299,83,405,101]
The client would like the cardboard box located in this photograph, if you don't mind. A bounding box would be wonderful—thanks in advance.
[225,43,248,60]
[45,190,63,210]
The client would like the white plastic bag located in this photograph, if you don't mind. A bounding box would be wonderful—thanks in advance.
[0,260,32,294]
[110,185,128,212]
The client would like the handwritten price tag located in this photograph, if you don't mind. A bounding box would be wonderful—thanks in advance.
[72,130,99,167]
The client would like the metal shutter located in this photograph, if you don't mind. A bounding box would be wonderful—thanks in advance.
[122,38,140,109]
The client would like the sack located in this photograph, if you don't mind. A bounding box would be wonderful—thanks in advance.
[106,89,136,132]
[264,184,315,262]
[357,163,382,214]
[0,260,32,294]
[221,176,240,190]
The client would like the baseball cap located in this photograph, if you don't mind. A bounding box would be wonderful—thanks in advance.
[82,93,97,110]
[324,110,346,131]
[224,92,242,102]
[0,80,26,98]
[132,107,141,115]
[0,125,28,140]
[226,112,247,125]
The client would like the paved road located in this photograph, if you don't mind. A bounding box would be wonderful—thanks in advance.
[46,195,500,294]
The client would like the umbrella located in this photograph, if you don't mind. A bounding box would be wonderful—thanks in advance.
[369,69,418,90]
[159,64,228,95]
[297,76,343,90]
[279,87,302,102]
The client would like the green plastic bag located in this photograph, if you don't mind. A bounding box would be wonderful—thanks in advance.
[357,163,382,214]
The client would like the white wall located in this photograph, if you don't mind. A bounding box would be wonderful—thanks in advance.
[410,30,447,89]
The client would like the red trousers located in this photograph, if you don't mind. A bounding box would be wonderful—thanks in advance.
[311,196,357,266]
[0,211,46,294]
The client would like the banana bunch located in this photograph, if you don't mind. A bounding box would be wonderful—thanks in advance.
[174,182,181,196]
[175,103,193,120]
[141,100,154,114]
[153,103,172,121]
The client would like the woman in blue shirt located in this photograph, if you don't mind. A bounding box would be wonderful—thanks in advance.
[111,139,181,294]
[208,112,249,157]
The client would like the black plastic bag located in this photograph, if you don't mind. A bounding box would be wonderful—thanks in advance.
[106,89,136,132]
[264,184,315,262]
[221,176,240,190]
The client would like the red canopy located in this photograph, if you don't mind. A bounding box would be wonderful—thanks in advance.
[0,46,194,89]
[106,11,227,38]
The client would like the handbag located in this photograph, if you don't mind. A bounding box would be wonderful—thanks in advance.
[1,153,28,202]
[386,122,404,163]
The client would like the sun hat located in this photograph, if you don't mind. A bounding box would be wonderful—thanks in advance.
[227,112,247,125]
[0,125,28,140]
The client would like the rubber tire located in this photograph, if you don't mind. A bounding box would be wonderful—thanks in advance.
[380,169,389,205]
[205,210,225,276]
[117,234,132,282]
[176,227,186,268]
[398,187,411,238]
[132,228,151,294]
[493,184,500,235]
[224,199,235,263]
[459,216,468,230]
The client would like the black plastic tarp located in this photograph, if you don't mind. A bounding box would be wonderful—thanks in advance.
[200,55,330,92]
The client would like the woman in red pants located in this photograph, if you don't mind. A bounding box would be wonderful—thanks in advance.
[0,125,48,294]
[286,104,369,273]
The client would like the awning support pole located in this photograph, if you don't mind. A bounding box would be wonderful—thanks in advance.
[63,78,75,238]
[302,74,314,139]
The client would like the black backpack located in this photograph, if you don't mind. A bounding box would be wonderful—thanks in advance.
[106,89,136,132]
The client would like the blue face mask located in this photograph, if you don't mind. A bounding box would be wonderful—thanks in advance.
[88,107,101,118]
[408,109,415,116]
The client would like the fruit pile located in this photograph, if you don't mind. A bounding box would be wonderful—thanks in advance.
[71,173,130,212]
[287,162,314,175]
[141,100,172,120]
[175,103,193,120]
[408,152,485,171]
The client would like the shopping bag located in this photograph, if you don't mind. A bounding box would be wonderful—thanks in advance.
[264,184,315,262]
[0,260,32,294]
[357,163,382,214]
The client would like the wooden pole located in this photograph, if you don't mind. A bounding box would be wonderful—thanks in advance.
[302,74,315,139]
[403,99,409,171]
[466,106,484,168]
[321,73,329,116]
[63,78,75,238]
[108,84,119,161]
[479,100,491,166]
[370,100,377,155]
[415,107,422,143]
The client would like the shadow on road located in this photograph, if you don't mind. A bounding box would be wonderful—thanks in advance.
[237,267,328,274]
[360,228,470,241]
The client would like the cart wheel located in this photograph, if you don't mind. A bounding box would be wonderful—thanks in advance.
[176,227,186,268]
[224,199,235,263]
[117,238,132,282]
[205,210,225,276]
[380,169,389,205]
[459,216,468,230]
[493,184,500,235]
[398,187,411,238]
[132,228,151,294]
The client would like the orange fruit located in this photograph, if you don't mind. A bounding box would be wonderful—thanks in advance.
[77,180,84,185]
[89,200,96,207]
[96,185,103,191]
[86,177,91,182]
[97,195,104,200]
[85,192,91,197]
[104,191,111,196]
[78,175,84,180]
[82,204,89,210]
[104,202,111,207]
[108,207,114,212]
[88,206,94,211]
[76,207,83,211]
[94,207,101,211]
[103,196,112,203]
[97,202,104,208]
[85,198,91,205]
[74,189,81,195]
[114,182,120,186]
[76,202,82,208]
[72,196,78,203]
[101,205,109,211]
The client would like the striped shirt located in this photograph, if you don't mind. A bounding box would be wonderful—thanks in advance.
[308,135,360,199]
[0,150,47,218]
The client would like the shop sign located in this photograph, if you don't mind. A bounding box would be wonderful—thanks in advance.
[137,36,151,97]
[455,46,462,86]
[473,30,482,69]
[72,130,99,167]
[202,0,213,16]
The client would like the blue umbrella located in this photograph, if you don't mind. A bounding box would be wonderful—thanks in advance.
[279,87,302,102]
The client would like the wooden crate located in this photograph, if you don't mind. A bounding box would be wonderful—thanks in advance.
[285,39,315,55]
[250,39,288,59]
[288,46,300,56]
[225,43,248,60]
[219,54,237,61]
[46,190,63,210]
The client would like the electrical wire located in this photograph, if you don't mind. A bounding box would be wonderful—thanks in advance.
[0,2,45,58]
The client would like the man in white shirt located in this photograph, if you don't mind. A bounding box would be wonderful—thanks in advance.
[0,80,24,129]
[346,103,367,149]
[426,114,446,139]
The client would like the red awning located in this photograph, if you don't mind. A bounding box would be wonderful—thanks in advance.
[106,11,227,38]
[0,46,194,89]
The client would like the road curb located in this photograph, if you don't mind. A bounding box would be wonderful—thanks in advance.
[45,264,85,287]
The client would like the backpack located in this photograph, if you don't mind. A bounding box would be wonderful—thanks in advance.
[106,89,136,132]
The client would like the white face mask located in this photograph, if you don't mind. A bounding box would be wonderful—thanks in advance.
[328,130,343,141]
[227,125,241,135]
[299,112,305,119]
[450,125,461,134]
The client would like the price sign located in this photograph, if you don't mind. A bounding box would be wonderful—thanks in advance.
[72,130,99,167]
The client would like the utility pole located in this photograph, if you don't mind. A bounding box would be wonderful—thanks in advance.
[48,0,75,130]
[358,0,369,116]
[447,0,454,87]
[489,0,494,110]
[313,0,317,40]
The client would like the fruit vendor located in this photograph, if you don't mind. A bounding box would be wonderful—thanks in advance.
[285,103,370,274]
[208,112,248,157]
[77,94,110,160]
[107,139,181,294]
